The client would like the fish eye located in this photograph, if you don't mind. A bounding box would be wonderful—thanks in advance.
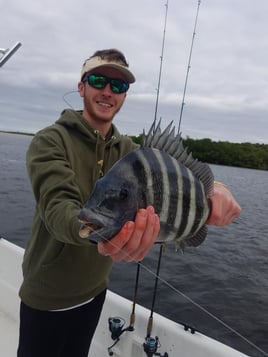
[119,188,128,200]
[104,188,128,200]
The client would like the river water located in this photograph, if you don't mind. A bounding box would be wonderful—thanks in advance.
[0,132,267,357]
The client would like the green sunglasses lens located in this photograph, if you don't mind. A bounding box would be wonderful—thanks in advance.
[111,79,129,93]
[87,74,129,93]
[88,74,107,89]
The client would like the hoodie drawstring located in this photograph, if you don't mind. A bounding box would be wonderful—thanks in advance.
[94,130,117,178]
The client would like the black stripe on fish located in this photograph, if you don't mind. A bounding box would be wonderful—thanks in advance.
[175,163,191,238]
[153,150,179,237]
[136,148,164,213]
[131,151,148,207]
[191,177,205,233]
[163,153,179,229]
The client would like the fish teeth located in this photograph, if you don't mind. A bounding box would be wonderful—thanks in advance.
[79,223,99,238]
[79,225,92,238]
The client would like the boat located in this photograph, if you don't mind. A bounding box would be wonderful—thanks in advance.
[0,6,258,357]
[0,237,252,357]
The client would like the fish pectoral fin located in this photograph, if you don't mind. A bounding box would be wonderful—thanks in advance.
[176,225,208,250]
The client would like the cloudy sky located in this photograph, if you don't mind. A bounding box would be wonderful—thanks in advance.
[1,0,268,143]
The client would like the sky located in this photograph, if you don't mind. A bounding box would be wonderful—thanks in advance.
[1,0,268,143]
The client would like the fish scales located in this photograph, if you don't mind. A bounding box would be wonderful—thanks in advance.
[78,119,214,249]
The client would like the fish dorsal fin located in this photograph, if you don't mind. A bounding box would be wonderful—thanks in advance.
[142,118,161,147]
[142,119,214,197]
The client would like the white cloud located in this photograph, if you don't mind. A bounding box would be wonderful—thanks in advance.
[1,0,268,143]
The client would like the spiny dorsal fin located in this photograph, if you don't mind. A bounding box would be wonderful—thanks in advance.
[142,119,214,197]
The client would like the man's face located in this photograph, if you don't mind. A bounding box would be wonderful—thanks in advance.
[78,67,128,126]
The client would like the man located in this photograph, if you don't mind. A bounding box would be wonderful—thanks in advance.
[17,48,241,357]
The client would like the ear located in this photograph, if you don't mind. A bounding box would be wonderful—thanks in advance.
[78,82,85,98]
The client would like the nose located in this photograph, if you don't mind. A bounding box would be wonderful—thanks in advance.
[101,83,114,96]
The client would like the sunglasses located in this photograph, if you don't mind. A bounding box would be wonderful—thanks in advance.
[83,74,129,94]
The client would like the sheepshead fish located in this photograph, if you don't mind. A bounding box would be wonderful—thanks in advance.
[78,120,214,249]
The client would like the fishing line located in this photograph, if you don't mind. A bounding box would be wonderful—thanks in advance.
[141,262,268,357]
[62,90,79,110]
[93,230,268,356]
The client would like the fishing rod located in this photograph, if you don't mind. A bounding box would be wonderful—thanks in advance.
[107,264,140,355]
[143,243,168,357]
[107,3,170,355]
[153,0,169,123]
[142,3,170,355]
[117,0,170,337]
[178,0,201,133]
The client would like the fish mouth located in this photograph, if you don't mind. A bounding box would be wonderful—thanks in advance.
[78,217,122,244]
[78,209,122,243]
[78,220,101,239]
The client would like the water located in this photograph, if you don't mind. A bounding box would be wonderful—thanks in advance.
[1,132,267,357]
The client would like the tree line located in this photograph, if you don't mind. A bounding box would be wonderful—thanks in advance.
[130,135,268,171]
[1,131,267,170]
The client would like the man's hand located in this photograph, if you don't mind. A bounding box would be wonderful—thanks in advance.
[206,181,241,226]
[98,206,160,262]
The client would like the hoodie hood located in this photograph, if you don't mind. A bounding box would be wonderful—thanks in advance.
[55,109,122,146]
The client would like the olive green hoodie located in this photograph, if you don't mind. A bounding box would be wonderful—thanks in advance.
[19,109,137,310]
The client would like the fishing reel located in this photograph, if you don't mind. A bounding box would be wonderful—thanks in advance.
[108,317,126,340]
[107,316,134,356]
[143,336,168,357]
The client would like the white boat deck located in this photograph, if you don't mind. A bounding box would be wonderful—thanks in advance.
[0,310,19,355]
[0,238,251,357]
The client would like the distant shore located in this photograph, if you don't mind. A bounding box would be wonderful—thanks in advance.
[0,130,34,137]
[1,129,267,170]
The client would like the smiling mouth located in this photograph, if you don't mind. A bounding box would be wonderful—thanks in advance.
[97,101,112,108]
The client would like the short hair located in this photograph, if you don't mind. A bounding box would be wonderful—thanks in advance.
[88,49,129,67]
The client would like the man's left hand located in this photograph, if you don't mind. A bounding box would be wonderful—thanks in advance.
[206,182,241,226]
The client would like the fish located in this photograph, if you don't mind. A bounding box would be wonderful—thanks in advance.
[78,119,214,249]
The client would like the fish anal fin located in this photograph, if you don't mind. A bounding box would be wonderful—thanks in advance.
[176,225,208,250]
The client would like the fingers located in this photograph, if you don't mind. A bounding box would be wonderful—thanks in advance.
[129,206,160,261]
[98,206,160,262]
[98,221,136,261]
[206,184,241,226]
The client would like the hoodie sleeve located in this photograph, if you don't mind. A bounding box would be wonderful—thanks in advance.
[26,129,93,246]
